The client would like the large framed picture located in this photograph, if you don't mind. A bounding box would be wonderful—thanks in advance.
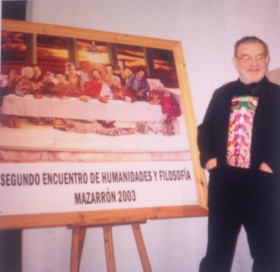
[0,19,207,229]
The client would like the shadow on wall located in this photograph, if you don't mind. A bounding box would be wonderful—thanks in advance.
[267,68,280,85]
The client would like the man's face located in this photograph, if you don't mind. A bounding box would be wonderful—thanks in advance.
[68,65,76,77]
[56,73,65,83]
[112,76,120,86]
[137,70,144,78]
[233,42,269,84]
[33,66,41,76]
[25,68,34,79]
[92,71,101,81]
[106,66,113,74]
[9,69,17,79]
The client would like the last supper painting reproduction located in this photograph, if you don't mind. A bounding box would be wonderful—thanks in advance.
[0,19,198,167]
[0,20,209,227]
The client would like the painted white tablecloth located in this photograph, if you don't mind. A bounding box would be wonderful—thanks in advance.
[2,94,163,122]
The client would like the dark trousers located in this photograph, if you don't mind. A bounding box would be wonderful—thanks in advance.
[0,230,22,272]
[199,166,280,272]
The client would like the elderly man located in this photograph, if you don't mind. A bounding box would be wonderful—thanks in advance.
[198,36,280,272]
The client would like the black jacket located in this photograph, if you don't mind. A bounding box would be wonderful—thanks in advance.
[197,77,280,175]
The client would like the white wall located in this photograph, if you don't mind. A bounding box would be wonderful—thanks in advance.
[22,1,280,271]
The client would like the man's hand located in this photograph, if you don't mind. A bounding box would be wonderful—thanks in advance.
[259,162,273,173]
[205,158,217,170]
